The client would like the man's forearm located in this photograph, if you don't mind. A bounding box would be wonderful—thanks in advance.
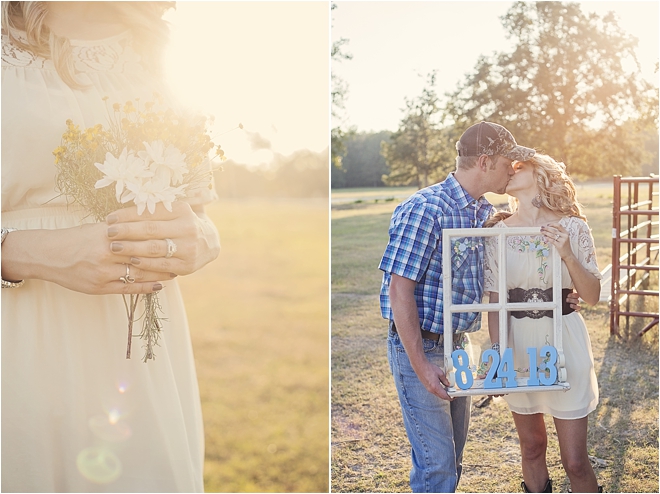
[390,274,427,370]
[390,273,452,400]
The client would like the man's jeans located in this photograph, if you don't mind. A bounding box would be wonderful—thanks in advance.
[387,326,471,493]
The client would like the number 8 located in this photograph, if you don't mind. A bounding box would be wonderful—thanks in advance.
[452,349,473,390]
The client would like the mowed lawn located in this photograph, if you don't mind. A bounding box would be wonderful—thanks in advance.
[331,182,659,493]
[178,198,329,493]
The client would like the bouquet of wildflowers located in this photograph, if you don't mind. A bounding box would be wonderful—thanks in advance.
[53,94,229,362]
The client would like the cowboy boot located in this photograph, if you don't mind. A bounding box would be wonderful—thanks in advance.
[567,485,604,493]
[521,479,552,493]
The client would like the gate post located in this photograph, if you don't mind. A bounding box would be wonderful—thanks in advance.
[610,176,621,336]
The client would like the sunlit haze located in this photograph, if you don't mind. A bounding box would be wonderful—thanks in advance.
[164,2,329,168]
[332,1,659,133]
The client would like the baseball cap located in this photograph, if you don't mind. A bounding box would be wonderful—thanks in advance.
[456,121,535,161]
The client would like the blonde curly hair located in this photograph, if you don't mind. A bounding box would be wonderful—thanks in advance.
[1,1,174,88]
[485,153,586,227]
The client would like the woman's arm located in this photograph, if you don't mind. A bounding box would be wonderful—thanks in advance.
[1,201,220,295]
[541,222,600,306]
[487,291,500,345]
[1,224,169,294]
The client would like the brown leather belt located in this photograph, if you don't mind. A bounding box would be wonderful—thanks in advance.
[508,287,574,319]
[390,321,459,343]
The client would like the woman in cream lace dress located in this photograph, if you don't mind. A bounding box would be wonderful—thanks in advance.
[483,154,602,493]
[2,2,218,491]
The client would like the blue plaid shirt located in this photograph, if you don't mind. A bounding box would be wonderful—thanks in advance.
[379,173,494,334]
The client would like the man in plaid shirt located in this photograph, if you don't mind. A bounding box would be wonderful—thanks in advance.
[379,122,535,492]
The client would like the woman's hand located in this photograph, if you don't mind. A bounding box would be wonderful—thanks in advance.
[540,222,574,261]
[105,201,220,276]
[565,291,581,311]
[540,222,600,306]
[1,223,170,295]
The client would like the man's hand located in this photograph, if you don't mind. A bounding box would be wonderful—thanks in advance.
[390,273,453,401]
[415,359,453,401]
[566,290,581,312]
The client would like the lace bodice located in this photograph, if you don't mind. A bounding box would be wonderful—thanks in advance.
[1,29,157,213]
[483,216,602,293]
[2,28,217,213]
[1,29,144,75]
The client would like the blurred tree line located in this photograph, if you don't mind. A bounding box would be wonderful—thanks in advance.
[332,1,659,189]
[331,131,391,188]
[331,3,352,171]
[215,149,328,198]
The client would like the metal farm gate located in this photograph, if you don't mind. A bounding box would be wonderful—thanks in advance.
[609,176,659,337]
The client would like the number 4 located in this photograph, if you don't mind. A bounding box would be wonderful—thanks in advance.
[483,348,517,389]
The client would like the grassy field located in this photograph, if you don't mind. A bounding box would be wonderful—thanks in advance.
[331,182,659,493]
[177,198,329,493]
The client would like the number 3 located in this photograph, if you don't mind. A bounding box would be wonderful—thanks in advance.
[538,345,558,385]
[527,345,558,386]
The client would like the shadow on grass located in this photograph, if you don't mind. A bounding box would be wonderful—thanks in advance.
[590,300,659,493]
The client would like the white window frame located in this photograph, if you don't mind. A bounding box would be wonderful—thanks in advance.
[442,227,570,397]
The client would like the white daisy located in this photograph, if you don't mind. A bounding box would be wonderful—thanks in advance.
[123,173,188,215]
[94,148,152,201]
[138,140,188,185]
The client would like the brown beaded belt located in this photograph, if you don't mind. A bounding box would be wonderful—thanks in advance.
[390,321,463,343]
[508,287,575,319]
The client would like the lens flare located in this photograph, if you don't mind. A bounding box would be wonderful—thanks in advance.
[76,446,121,484]
[88,413,132,442]
[108,408,120,425]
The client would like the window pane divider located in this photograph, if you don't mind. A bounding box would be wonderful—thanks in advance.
[442,227,570,397]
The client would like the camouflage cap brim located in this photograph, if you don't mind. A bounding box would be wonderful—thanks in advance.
[503,146,536,162]
[502,146,536,161]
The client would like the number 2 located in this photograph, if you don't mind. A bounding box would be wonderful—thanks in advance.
[482,348,517,389]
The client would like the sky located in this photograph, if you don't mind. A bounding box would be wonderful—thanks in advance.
[332,1,659,133]
[162,2,329,168]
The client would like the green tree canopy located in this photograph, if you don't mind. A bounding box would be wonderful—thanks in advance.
[382,72,455,188]
[444,1,658,177]
[331,3,352,170]
[331,131,392,188]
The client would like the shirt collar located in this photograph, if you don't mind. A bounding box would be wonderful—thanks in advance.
[446,173,490,210]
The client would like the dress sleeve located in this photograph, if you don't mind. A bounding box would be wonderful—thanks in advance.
[572,217,602,280]
[483,231,499,293]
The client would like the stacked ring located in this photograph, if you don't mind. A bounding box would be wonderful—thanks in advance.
[165,238,177,258]
[120,264,135,284]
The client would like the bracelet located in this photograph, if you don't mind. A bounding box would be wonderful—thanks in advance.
[2,278,24,289]
[1,227,25,289]
[491,342,501,354]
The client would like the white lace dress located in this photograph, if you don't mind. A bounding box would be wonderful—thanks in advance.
[2,30,208,492]
[483,216,601,419]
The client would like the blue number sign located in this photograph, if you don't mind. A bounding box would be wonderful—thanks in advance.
[451,346,559,391]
